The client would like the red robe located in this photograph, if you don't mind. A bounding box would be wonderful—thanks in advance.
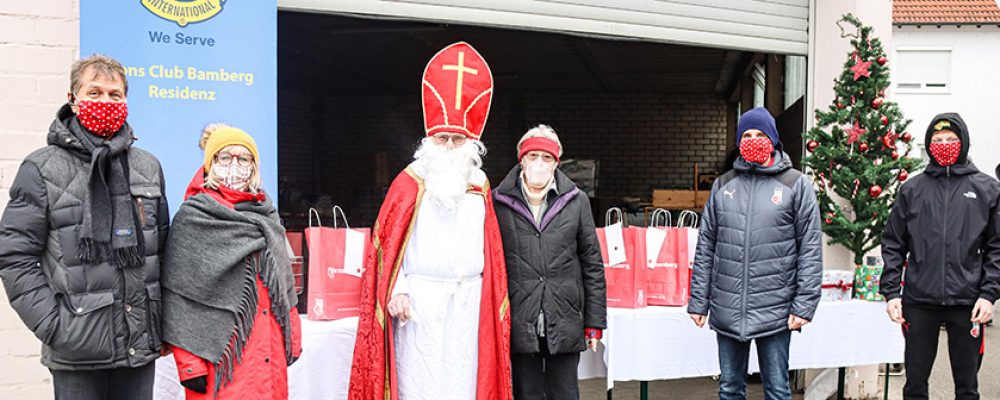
[348,167,512,400]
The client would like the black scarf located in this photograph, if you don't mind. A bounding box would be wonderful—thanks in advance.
[161,193,296,393]
[65,117,144,268]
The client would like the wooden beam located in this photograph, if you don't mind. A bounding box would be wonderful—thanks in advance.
[765,54,785,115]
[740,74,754,112]
[715,50,747,95]
[567,38,615,92]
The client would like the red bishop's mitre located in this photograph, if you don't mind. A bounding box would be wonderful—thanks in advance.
[422,42,494,140]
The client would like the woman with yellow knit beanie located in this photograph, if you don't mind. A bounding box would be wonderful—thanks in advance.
[162,125,302,399]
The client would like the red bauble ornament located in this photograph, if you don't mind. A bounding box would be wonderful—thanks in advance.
[871,97,884,109]
[880,115,889,125]
[891,151,900,160]
[836,102,846,110]
[877,56,888,65]
[807,140,820,152]
[825,213,835,225]
[859,142,869,152]
[901,132,912,142]
[869,185,883,197]
[898,170,909,181]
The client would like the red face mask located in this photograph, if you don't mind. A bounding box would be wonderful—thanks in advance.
[76,100,128,138]
[739,137,774,165]
[928,141,961,167]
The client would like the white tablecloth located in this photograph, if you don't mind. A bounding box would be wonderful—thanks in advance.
[154,317,359,400]
[579,300,905,389]
[154,301,903,398]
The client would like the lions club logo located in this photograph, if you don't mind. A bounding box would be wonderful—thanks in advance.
[142,0,226,27]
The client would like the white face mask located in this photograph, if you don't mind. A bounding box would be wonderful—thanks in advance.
[212,164,253,192]
[522,159,555,189]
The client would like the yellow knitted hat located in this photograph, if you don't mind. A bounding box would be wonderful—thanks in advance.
[203,126,259,173]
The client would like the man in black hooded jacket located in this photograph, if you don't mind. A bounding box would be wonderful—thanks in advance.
[881,113,1000,400]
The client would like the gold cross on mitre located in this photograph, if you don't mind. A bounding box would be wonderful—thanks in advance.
[442,51,479,110]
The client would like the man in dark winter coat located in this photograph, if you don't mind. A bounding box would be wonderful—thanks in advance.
[881,113,1000,400]
[0,55,168,399]
[493,125,607,400]
[688,107,823,400]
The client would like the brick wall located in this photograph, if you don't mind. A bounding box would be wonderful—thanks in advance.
[521,93,731,199]
[0,1,79,399]
[277,91,730,228]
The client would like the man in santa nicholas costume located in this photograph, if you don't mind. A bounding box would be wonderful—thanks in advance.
[348,42,512,400]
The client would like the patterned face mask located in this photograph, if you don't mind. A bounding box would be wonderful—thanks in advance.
[211,164,253,192]
[739,137,774,165]
[76,100,128,138]
[928,141,961,167]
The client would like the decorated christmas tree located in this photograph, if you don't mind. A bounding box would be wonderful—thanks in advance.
[803,14,923,266]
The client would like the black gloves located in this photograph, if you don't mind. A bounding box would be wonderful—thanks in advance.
[181,376,208,394]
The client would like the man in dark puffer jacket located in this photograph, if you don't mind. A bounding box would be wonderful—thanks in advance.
[688,107,822,400]
[0,55,168,400]
[494,125,606,400]
[881,113,1000,400]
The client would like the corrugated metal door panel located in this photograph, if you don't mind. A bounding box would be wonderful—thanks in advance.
[278,0,810,54]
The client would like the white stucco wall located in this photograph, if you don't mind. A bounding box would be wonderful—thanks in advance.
[893,26,1000,178]
[0,1,78,398]
[810,0,894,272]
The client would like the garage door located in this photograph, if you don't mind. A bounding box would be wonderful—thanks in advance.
[279,0,810,55]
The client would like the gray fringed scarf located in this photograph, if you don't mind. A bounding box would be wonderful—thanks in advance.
[161,193,297,394]
[67,117,144,268]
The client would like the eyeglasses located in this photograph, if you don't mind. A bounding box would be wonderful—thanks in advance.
[216,152,254,167]
[432,134,467,146]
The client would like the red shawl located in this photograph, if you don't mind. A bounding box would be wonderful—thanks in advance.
[348,167,512,400]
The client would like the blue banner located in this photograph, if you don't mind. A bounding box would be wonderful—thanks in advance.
[81,0,277,213]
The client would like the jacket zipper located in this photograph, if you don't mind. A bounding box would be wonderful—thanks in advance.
[741,174,755,340]
[941,172,950,305]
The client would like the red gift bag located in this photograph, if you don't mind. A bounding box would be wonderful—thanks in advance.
[305,207,370,321]
[642,210,692,306]
[598,208,646,308]
[285,232,306,294]
[678,210,699,270]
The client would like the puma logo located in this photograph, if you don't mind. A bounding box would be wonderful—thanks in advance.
[724,188,736,199]
[964,192,977,199]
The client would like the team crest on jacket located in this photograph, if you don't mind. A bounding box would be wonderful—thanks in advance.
[771,186,784,205]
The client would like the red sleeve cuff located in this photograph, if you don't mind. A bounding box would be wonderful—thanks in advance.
[173,345,210,381]
[584,328,603,340]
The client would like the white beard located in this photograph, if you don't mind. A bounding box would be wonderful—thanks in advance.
[413,138,485,215]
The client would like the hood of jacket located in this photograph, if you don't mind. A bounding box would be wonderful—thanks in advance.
[923,112,977,177]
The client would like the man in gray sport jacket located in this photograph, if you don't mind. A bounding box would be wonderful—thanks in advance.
[688,107,823,400]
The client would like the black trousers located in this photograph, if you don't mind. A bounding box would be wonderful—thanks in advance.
[511,338,581,400]
[51,363,155,400]
[902,304,985,400]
